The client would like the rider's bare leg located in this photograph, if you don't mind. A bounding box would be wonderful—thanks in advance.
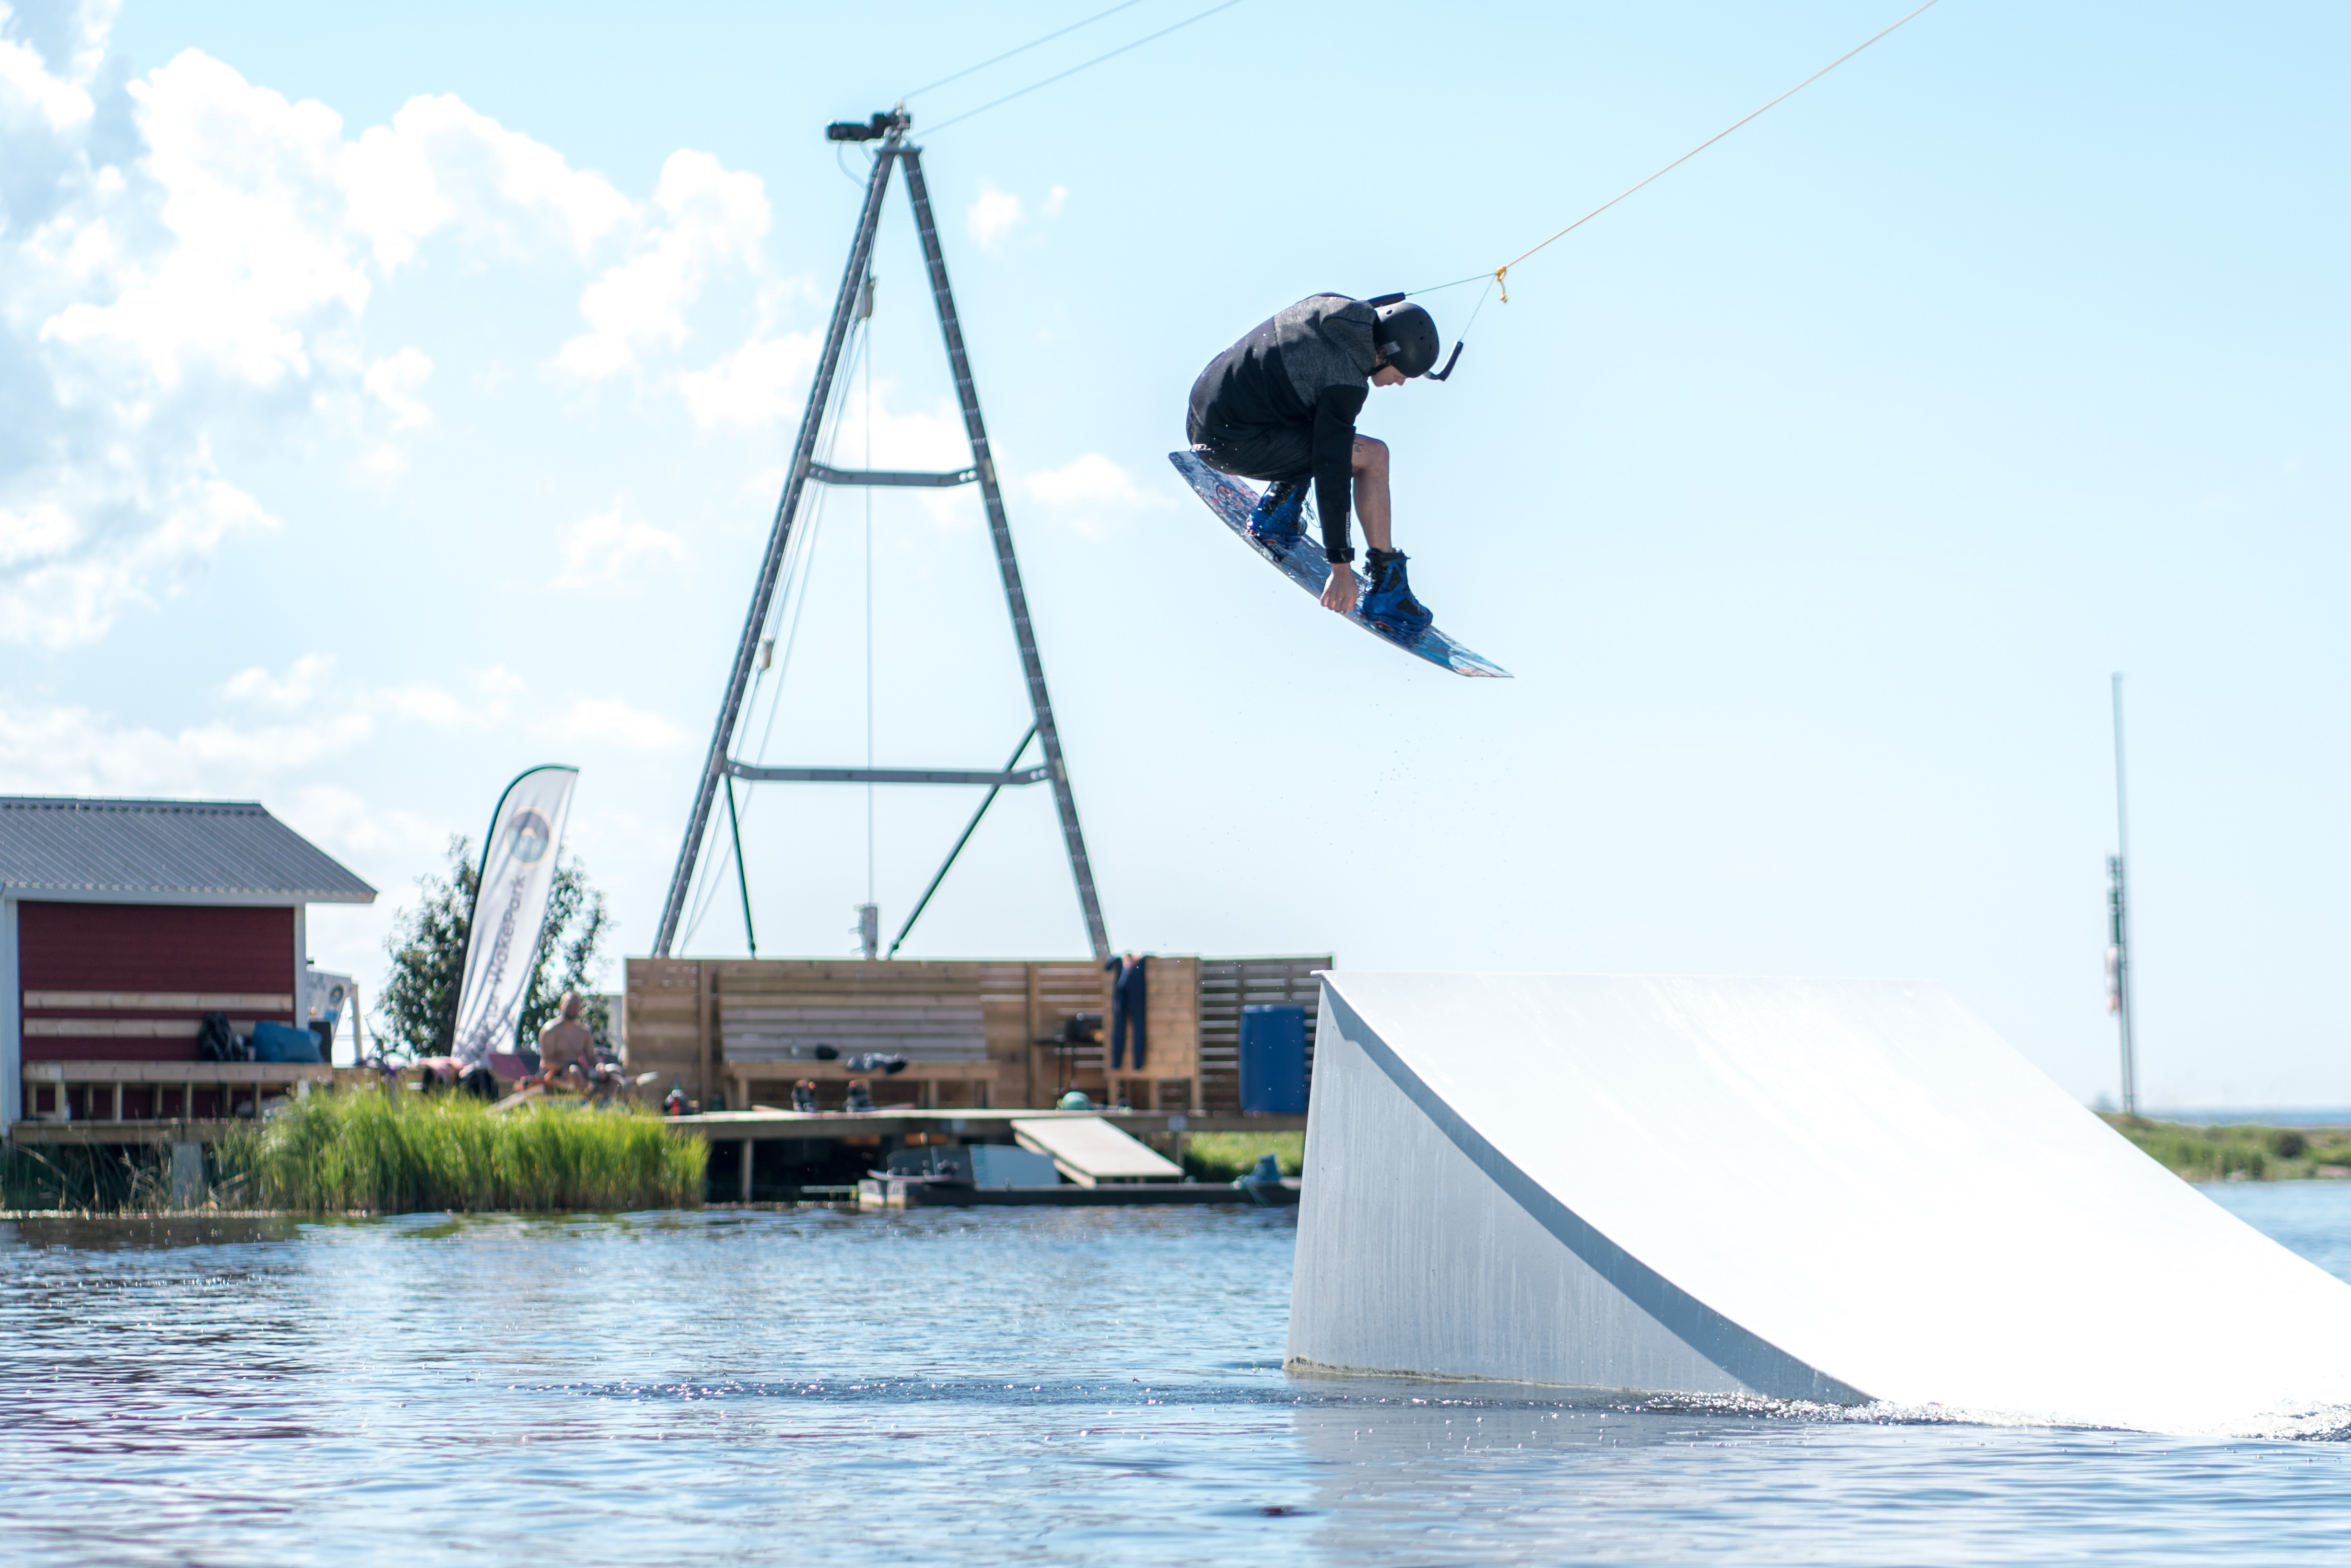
[1353,436,1393,553]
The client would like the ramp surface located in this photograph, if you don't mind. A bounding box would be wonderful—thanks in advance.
[1012,1116,1183,1185]
[1290,974,2351,1434]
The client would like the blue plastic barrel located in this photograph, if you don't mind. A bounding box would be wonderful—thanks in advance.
[1238,1005,1308,1115]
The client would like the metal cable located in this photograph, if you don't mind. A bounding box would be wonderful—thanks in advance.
[1408,0,1943,301]
[903,0,1153,100]
[922,0,1248,135]
[1490,0,1943,294]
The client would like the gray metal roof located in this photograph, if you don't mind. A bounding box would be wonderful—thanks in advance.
[0,797,377,905]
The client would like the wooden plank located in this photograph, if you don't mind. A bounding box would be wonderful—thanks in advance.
[22,992,294,1011]
[23,1019,264,1038]
[697,960,713,1110]
[723,1010,979,1025]
[18,1061,333,1084]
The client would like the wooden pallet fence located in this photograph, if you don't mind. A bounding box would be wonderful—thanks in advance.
[625,953,1324,1114]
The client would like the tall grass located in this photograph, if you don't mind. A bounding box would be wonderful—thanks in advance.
[219,1089,706,1213]
[2,1142,177,1213]
[2103,1114,2351,1182]
[1182,1130,1305,1182]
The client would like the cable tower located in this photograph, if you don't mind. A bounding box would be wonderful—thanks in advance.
[652,109,1110,962]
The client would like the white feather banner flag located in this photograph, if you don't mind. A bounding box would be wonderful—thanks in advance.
[452,765,579,1069]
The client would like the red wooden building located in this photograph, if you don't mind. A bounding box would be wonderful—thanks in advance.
[2,797,375,1127]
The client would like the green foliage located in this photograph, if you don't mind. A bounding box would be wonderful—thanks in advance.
[1181,1131,1305,1183]
[217,1088,705,1213]
[377,835,477,1057]
[374,836,613,1059]
[2104,1115,2351,1182]
[2,1143,175,1213]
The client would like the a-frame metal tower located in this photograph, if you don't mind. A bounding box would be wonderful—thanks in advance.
[652,110,1109,961]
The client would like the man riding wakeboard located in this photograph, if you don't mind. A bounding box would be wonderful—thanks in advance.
[1185,293,1447,637]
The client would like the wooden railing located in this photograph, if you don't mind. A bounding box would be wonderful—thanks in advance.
[20,1060,333,1124]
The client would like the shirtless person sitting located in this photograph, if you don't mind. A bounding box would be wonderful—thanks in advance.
[522,991,601,1095]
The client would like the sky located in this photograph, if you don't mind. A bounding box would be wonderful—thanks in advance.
[1,0,2344,1107]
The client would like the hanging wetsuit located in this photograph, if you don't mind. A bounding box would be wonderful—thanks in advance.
[1104,953,1148,1071]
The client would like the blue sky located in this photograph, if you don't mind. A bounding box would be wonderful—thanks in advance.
[2,0,2344,1107]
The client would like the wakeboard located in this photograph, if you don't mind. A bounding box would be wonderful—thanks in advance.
[1167,450,1510,678]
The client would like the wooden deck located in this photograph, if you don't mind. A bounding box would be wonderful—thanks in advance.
[4,1105,1306,1147]
[670,1107,1305,1142]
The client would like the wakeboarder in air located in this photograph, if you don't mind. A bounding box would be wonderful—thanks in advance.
[1185,294,1449,638]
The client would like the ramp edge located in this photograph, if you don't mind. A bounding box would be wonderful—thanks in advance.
[1321,983,1871,1406]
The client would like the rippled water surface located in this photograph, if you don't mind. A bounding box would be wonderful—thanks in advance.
[6,1185,2351,1565]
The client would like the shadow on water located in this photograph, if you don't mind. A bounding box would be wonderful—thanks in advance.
[0,1216,305,1252]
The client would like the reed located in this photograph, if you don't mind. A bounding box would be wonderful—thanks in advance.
[1181,1130,1304,1182]
[218,1089,706,1213]
[2102,1114,2351,1183]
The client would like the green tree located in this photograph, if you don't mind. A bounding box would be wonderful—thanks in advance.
[374,836,613,1059]
[376,836,476,1058]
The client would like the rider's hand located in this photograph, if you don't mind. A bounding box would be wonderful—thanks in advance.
[1322,563,1358,615]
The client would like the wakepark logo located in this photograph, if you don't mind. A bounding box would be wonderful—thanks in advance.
[509,808,553,865]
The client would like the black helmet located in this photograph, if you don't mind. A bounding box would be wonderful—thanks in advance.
[1373,300,1441,377]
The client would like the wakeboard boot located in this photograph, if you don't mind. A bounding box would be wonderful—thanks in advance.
[1361,547,1434,640]
[1246,480,1308,550]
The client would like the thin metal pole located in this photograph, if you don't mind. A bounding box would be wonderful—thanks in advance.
[2111,672,2136,1116]
[899,145,1111,960]
[653,131,904,954]
[888,726,1036,958]
[724,774,756,958]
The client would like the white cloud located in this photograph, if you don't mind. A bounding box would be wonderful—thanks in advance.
[675,331,818,430]
[832,379,971,473]
[273,781,443,865]
[0,9,731,649]
[1018,453,1161,540]
[0,476,279,649]
[381,665,525,729]
[0,694,374,797]
[0,693,433,903]
[364,347,433,430]
[967,182,1022,253]
[1024,452,1147,508]
[224,653,335,709]
[555,696,681,752]
[339,92,634,271]
[1041,185,1068,218]
[553,496,686,589]
[556,149,768,378]
[0,26,94,132]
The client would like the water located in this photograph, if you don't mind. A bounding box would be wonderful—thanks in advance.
[4,1186,2351,1565]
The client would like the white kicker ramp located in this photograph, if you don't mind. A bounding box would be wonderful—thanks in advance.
[1290,974,2351,1434]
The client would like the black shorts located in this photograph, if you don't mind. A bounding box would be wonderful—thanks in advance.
[1187,384,1312,484]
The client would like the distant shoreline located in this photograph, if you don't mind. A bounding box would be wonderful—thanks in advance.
[2102,1114,2351,1182]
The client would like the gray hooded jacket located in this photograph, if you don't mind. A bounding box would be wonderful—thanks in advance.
[1186,295,1380,562]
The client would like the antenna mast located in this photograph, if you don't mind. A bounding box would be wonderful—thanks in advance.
[652,111,1110,961]
[2106,673,2136,1115]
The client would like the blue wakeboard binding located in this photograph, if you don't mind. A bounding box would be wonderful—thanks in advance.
[1246,480,1308,551]
[1361,548,1433,640]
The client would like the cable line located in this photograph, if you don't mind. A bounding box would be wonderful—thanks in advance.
[1415,0,1942,303]
[924,0,1248,135]
[903,0,1153,101]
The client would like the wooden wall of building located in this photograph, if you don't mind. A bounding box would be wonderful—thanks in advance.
[623,954,1263,1112]
[17,902,297,1064]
